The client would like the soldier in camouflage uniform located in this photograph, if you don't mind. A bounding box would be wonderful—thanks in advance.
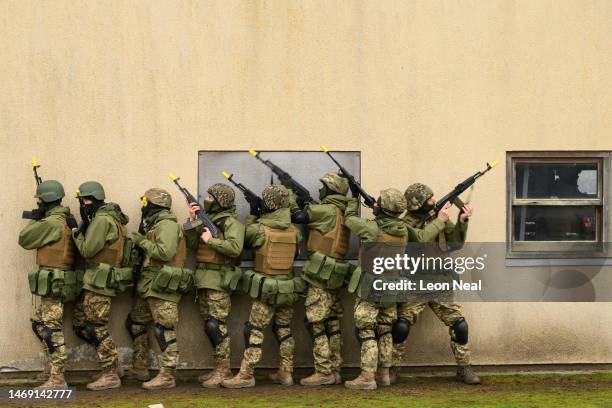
[184,183,245,388]
[391,183,480,385]
[18,180,79,389]
[343,187,408,390]
[72,181,128,391]
[222,185,302,389]
[289,173,351,386]
[126,188,189,390]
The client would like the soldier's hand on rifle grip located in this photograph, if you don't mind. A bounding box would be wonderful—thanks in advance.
[188,203,201,221]
[437,202,451,222]
[201,227,212,243]
[459,203,473,224]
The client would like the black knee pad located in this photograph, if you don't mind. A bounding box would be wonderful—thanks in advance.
[272,321,292,344]
[42,326,63,354]
[243,322,263,348]
[354,328,377,345]
[83,320,109,348]
[154,323,176,352]
[450,317,468,345]
[204,317,226,347]
[125,314,147,341]
[392,317,411,344]
[31,319,44,342]
[73,324,90,343]
[324,317,341,338]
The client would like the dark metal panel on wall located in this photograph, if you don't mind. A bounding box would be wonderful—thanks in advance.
[198,150,362,262]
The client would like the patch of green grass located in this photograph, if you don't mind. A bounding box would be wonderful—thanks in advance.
[48,373,612,408]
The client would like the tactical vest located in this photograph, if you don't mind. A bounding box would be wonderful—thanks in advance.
[307,207,350,259]
[254,224,297,276]
[196,219,236,265]
[87,216,127,267]
[144,224,187,268]
[36,217,76,270]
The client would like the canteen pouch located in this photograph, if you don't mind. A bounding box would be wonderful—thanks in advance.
[221,266,243,292]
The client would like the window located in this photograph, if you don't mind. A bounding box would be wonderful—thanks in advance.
[507,152,609,258]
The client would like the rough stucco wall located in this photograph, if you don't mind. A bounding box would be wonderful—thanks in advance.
[1,1,611,371]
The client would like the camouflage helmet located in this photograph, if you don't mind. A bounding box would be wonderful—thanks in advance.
[378,188,407,214]
[78,181,106,200]
[404,183,434,211]
[320,172,349,195]
[144,188,172,209]
[262,184,290,211]
[35,180,65,203]
[208,183,235,208]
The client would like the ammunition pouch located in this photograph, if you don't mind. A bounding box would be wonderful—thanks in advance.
[241,270,305,306]
[194,263,242,292]
[347,265,362,294]
[302,251,351,290]
[150,265,194,295]
[28,266,82,303]
[83,263,133,296]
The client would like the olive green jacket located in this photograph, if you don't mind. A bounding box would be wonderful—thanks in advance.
[73,203,129,259]
[138,209,181,263]
[304,194,348,236]
[18,206,71,251]
[344,198,407,243]
[403,211,468,245]
[184,207,244,258]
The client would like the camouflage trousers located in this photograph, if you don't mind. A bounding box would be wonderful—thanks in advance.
[353,298,396,373]
[31,296,66,375]
[198,288,231,364]
[393,301,470,366]
[239,300,294,376]
[128,296,179,374]
[304,285,343,375]
[73,290,118,373]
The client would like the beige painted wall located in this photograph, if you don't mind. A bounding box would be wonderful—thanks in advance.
[1,1,611,371]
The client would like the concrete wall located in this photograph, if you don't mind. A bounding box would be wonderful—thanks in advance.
[1,1,611,371]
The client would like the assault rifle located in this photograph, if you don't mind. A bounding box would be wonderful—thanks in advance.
[22,158,45,220]
[248,149,315,208]
[320,145,376,208]
[168,172,219,237]
[222,171,264,216]
[414,162,497,228]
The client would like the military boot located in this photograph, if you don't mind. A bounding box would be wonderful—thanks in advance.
[332,370,342,384]
[124,367,150,382]
[142,372,176,390]
[344,371,377,390]
[375,367,391,386]
[269,369,293,386]
[389,366,400,384]
[300,371,336,386]
[221,372,255,389]
[201,361,232,388]
[37,374,67,389]
[86,373,121,391]
[457,365,481,385]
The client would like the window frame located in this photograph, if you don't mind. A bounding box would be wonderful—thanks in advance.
[506,151,610,259]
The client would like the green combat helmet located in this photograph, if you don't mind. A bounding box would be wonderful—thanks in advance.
[262,184,290,211]
[144,188,172,209]
[378,188,407,214]
[404,183,434,211]
[320,172,349,195]
[35,180,65,203]
[78,181,106,200]
[208,183,235,208]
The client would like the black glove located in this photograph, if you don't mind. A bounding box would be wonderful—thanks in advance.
[79,204,89,225]
[246,196,262,217]
[66,215,78,229]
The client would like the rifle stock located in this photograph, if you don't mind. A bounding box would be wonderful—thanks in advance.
[168,172,219,237]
